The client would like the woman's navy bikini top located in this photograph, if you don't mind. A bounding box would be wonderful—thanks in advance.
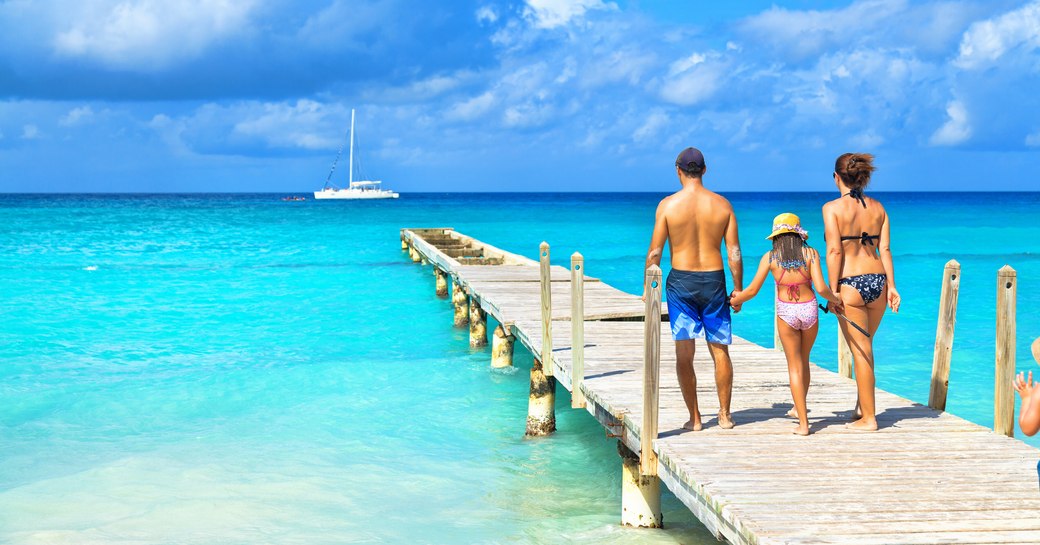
[840,189,880,246]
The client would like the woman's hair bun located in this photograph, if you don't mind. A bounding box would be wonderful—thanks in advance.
[836,152,875,190]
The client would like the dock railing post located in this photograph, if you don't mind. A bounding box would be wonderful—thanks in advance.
[526,242,556,437]
[619,264,662,529]
[929,260,961,411]
[641,265,661,477]
[571,252,586,409]
[995,265,1017,437]
[838,328,853,379]
[540,242,553,378]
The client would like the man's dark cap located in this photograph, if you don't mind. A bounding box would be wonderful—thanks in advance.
[675,147,705,172]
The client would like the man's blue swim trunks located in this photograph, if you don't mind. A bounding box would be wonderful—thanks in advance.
[666,269,732,345]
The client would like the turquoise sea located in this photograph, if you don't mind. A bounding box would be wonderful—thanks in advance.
[1,192,1038,544]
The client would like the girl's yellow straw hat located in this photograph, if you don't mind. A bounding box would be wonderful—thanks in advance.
[766,212,809,240]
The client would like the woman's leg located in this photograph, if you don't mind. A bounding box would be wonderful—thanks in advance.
[777,316,809,435]
[840,300,877,430]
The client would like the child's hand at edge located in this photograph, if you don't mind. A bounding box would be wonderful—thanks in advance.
[1015,371,1037,402]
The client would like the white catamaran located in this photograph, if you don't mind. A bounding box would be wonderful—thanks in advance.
[314,109,399,200]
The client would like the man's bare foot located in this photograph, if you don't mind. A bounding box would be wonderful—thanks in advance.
[845,418,878,431]
[717,412,735,430]
[793,423,810,436]
[683,419,703,432]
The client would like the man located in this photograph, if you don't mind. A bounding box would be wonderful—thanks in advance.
[645,147,743,431]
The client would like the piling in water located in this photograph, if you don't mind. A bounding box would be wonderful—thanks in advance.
[452,279,468,328]
[618,441,663,528]
[434,268,448,298]
[491,324,514,368]
[469,298,487,347]
[525,358,556,436]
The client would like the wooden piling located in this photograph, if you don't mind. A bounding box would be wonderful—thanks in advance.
[434,268,448,298]
[452,279,468,328]
[618,441,663,528]
[469,296,487,348]
[995,265,1017,437]
[838,329,853,379]
[571,252,586,409]
[491,324,514,368]
[641,265,662,477]
[525,357,556,436]
[539,242,553,378]
[929,260,961,411]
[401,237,408,251]
[409,246,421,263]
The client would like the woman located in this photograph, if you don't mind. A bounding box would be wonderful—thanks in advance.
[823,153,900,431]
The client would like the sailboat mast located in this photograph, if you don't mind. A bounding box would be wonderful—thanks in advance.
[348,109,355,186]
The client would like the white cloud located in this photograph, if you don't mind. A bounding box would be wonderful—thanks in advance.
[476,6,498,24]
[955,1,1040,69]
[659,54,727,106]
[522,0,616,29]
[53,0,257,71]
[21,124,41,140]
[232,100,343,150]
[850,130,884,148]
[445,92,496,122]
[59,106,95,127]
[930,100,971,146]
[632,110,668,143]
[1026,131,1040,147]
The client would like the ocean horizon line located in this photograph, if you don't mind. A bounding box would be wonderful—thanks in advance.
[2,190,1039,196]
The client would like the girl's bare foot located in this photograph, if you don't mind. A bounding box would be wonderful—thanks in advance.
[786,408,797,418]
[845,418,878,431]
[793,423,809,436]
[683,419,703,432]
[717,411,735,430]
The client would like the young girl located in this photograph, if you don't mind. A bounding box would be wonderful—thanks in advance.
[729,213,843,436]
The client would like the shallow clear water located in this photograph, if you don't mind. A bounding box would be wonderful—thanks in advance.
[0,193,1037,543]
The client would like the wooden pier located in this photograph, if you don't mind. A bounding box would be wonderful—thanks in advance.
[401,227,1040,544]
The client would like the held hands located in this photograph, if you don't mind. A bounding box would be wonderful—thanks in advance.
[888,285,901,313]
[826,298,845,315]
[729,290,743,313]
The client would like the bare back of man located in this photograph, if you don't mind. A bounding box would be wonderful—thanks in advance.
[646,147,743,431]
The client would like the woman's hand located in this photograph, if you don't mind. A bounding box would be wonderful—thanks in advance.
[1015,371,1037,401]
[827,298,845,315]
[887,285,901,313]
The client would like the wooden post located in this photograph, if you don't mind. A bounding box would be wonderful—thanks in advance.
[525,357,556,436]
[434,268,448,298]
[929,260,961,411]
[451,279,468,328]
[539,242,553,378]
[401,237,408,251]
[641,265,662,477]
[774,285,782,352]
[995,265,1016,437]
[491,324,514,368]
[618,441,663,528]
[409,246,421,263]
[838,329,853,379]
[571,252,586,409]
[469,296,487,348]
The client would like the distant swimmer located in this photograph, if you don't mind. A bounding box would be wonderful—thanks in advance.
[645,147,742,431]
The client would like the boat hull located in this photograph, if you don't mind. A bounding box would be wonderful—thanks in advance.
[313,189,399,200]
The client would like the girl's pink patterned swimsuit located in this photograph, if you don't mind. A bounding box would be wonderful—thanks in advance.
[775,267,818,330]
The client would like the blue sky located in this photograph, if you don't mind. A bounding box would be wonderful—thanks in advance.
[1,0,1039,192]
